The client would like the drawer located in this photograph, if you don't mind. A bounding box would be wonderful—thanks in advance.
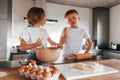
[10,53,29,60]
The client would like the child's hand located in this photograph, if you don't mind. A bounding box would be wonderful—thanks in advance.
[57,44,63,49]
[36,38,42,47]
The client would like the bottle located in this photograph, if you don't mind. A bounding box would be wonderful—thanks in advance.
[11,46,17,53]
[14,46,17,53]
[10,46,14,53]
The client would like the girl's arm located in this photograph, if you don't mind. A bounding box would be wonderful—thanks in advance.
[19,38,42,51]
[47,27,68,48]
[47,37,63,48]
[47,37,58,46]
[84,38,93,54]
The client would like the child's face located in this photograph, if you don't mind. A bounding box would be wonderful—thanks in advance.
[66,13,80,28]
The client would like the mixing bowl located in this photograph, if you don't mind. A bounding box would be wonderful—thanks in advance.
[35,47,60,63]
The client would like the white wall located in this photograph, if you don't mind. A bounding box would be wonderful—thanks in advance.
[12,2,92,46]
[45,3,92,43]
[110,4,120,44]
[12,0,33,46]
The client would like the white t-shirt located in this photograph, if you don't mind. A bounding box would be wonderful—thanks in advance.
[61,27,90,57]
[19,26,49,52]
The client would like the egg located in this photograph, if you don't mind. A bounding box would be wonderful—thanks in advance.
[51,69,59,74]
[18,65,27,76]
[31,60,37,65]
[37,69,44,75]
[25,66,32,72]
[30,68,37,74]
[43,67,52,78]
[20,65,27,70]
[43,71,52,78]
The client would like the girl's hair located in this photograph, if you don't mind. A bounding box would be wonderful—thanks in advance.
[64,9,78,18]
[26,7,45,26]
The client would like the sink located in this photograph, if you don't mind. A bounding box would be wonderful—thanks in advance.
[0,60,21,68]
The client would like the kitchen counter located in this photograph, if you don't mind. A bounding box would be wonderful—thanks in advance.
[103,49,120,53]
[0,59,120,80]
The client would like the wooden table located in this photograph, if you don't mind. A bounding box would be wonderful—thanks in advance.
[0,59,120,80]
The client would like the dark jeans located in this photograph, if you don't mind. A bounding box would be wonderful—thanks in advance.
[27,52,41,65]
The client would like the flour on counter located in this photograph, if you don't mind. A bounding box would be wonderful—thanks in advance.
[70,62,104,72]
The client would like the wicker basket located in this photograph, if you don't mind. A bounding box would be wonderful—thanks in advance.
[35,47,60,63]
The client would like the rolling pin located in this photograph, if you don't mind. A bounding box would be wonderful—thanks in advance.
[66,53,96,60]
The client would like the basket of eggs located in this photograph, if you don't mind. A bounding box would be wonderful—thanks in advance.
[35,46,60,63]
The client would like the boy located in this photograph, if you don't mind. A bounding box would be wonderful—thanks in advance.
[59,9,93,58]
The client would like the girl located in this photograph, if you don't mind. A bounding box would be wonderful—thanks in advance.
[19,7,59,64]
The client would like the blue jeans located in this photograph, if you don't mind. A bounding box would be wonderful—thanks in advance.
[27,52,41,64]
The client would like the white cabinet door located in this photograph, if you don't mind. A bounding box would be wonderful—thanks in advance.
[0,0,7,19]
[0,20,7,60]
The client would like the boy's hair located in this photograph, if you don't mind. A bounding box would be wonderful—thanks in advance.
[27,7,45,26]
[64,9,78,18]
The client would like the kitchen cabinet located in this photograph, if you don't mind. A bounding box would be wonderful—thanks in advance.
[0,0,7,19]
[90,49,109,60]
[92,7,109,49]
[0,0,12,60]
[0,21,7,60]
[103,49,120,59]
[0,0,32,60]
[10,52,29,60]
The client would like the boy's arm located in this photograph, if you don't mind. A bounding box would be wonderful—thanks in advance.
[84,38,93,54]
[59,27,68,45]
